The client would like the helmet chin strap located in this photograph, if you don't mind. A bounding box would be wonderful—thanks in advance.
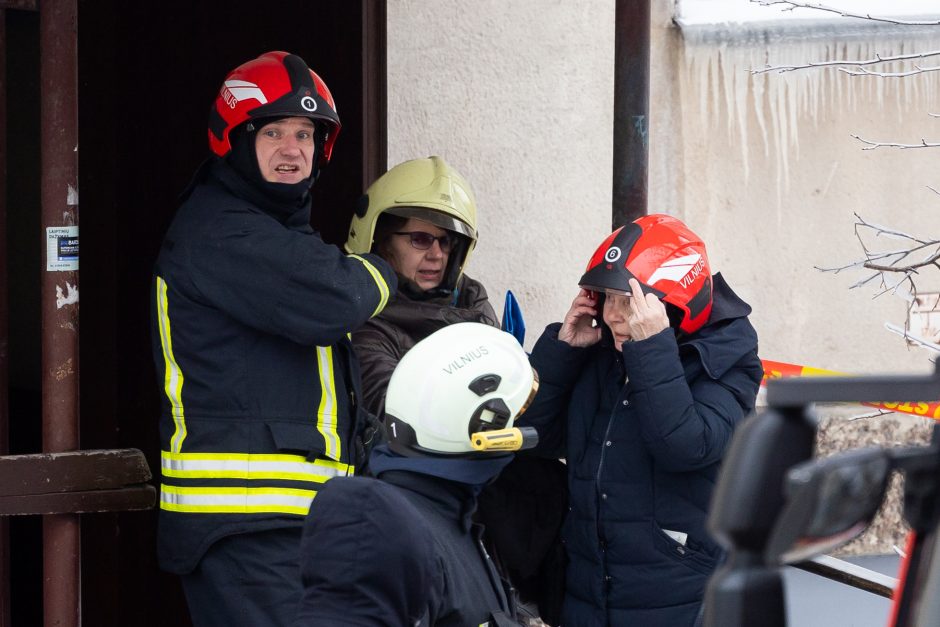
[309,126,327,183]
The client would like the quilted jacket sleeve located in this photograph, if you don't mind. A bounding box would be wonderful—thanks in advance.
[517,323,591,459]
[621,327,761,472]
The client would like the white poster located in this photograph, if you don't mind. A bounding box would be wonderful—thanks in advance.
[46,226,79,272]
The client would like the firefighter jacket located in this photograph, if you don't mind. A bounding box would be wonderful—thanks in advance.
[352,274,498,416]
[150,159,396,573]
[294,467,517,626]
[520,274,763,626]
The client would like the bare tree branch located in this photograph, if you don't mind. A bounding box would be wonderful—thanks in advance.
[840,64,940,78]
[816,214,940,302]
[884,322,940,353]
[848,409,894,421]
[851,135,940,150]
[752,50,940,74]
[752,0,940,26]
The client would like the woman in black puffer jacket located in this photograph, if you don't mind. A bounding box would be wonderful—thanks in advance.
[519,214,763,627]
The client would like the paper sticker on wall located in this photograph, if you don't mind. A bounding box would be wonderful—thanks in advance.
[46,226,79,271]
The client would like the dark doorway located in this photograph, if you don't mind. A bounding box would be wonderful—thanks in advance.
[3,1,384,624]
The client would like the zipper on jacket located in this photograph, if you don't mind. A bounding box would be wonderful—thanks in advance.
[594,402,620,550]
[595,362,628,502]
[595,361,628,542]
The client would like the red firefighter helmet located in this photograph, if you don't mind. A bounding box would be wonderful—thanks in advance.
[579,214,713,334]
[208,51,341,163]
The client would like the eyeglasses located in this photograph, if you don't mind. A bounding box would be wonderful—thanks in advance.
[393,231,454,253]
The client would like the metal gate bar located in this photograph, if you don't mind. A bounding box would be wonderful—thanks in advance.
[39,1,80,626]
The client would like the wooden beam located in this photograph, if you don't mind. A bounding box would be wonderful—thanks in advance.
[0,449,151,497]
[0,486,155,516]
[0,1,37,10]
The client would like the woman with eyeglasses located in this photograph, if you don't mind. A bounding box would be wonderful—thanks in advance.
[344,156,567,625]
[345,156,498,420]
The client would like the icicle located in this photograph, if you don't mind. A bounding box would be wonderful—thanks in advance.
[680,22,940,212]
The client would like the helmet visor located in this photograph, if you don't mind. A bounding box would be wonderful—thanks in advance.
[385,206,475,240]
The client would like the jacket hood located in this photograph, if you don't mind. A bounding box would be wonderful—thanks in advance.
[681,273,758,379]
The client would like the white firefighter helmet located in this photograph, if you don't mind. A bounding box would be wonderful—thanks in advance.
[384,323,539,457]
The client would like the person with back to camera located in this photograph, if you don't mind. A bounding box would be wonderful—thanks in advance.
[345,156,569,622]
[150,51,396,627]
[518,213,763,626]
[293,322,540,626]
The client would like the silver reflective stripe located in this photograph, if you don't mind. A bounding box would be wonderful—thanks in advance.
[161,451,351,482]
[155,276,187,452]
[316,346,341,460]
[160,485,316,515]
[348,254,390,315]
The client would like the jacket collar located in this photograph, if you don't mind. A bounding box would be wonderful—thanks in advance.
[379,469,479,532]
[680,273,758,379]
[209,158,313,230]
[374,275,497,333]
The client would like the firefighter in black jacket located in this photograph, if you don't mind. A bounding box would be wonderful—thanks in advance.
[150,51,396,627]
[294,322,539,626]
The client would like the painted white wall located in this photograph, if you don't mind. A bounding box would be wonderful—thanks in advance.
[654,3,940,376]
[387,0,615,348]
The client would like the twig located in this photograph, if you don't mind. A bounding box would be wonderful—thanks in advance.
[852,136,940,150]
[848,409,893,421]
[840,65,940,78]
[884,322,940,354]
[752,50,940,75]
[753,0,940,26]
[817,214,940,305]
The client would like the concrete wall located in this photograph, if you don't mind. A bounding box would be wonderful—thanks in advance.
[387,0,615,344]
[658,9,940,377]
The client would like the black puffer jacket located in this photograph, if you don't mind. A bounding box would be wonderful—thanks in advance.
[352,274,498,416]
[520,274,763,626]
[295,469,515,626]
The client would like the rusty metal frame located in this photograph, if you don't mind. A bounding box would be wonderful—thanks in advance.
[39,1,80,626]
[612,0,650,228]
[361,0,387,183]
[0,8,10,627]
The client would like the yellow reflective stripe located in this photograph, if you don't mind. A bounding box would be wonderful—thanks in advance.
[160,484,316,515]
[161,450,351,481]
[156,276,187,453]
[349,254,390,316]
[316,347,341,460]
